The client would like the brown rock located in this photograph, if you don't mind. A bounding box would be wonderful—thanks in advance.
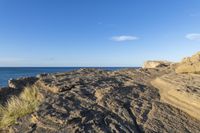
[151,73,200,120]
[4,68,200,133]
[176,51,200,73]
[143,61,172,69]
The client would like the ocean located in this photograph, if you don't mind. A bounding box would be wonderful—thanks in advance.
[0,67,131,87]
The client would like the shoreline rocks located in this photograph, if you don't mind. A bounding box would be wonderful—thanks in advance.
[8,77,38,89]
[1,52,200,132]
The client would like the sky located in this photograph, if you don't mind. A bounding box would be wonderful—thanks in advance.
[0,0,200,67]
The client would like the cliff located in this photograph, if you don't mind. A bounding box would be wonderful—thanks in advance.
[175,52,200,73]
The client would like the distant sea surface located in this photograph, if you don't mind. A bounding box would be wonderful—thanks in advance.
[0,67,134,87]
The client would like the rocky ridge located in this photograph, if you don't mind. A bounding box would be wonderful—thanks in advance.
[0,52,200,133]
[176,52,200,73]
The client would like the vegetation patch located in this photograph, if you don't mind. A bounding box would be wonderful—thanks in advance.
[0,85,43,128]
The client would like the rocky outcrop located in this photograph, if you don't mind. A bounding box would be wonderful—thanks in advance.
[1,68,199,133]
[8,77,38,89]
[1,52,200,132]
[0,87,14,105]
[176,51,200,73]
[149,52,200,122]
[143,61,172,68]
[0,77,39,105]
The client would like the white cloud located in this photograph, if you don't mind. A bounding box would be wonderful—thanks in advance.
[111,35,139,42]
[185,33,200,41]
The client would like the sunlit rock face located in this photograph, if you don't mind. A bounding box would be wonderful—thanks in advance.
[176,51,200,74]
[151,73,200,121]
[143,61,172,69]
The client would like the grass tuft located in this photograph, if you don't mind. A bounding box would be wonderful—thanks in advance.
[0,85,43,128]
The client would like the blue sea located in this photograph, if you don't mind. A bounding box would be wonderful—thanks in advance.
[0,67,132,87]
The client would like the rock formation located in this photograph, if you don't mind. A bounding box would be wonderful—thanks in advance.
[151,52,200,121]
[143,61,172,69]
[176,52,200,73]
[8,77,38,89]
[1,52,200,133]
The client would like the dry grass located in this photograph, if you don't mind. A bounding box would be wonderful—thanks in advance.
[0,85,43,128]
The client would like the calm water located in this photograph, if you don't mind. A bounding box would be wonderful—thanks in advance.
[0,67,132,87]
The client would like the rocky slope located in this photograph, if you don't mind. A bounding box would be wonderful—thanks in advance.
[175,52,200,73]
[151,52,200,122]
[1,52,200,133]
[151,73,200,119]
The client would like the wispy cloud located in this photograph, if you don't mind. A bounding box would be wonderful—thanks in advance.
[111,35,139,42]
[185,33,200,41]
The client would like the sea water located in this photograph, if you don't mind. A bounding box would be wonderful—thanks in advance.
[0,67,131,87]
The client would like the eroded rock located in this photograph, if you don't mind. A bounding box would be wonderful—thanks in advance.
[176,51,200,74]
[151,73,200,121]
[143,61,172,69]
[8,77,38,89]
[3,68,199,133]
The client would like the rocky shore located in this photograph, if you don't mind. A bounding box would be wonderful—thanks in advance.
[1,52,200,133]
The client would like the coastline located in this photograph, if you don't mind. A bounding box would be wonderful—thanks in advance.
[0,67,138,88]
[0,52,200,132]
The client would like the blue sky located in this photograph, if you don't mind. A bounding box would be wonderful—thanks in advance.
[0,0,200,67]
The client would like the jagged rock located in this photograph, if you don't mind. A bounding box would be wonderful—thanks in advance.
[2,68,199,133]
[143,61,172,69]
[0,87,14,104]
[176,51,200,73]
[8,77,38,89]
[36,73,49,78]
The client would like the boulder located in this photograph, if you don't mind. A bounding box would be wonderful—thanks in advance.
[143,61,172,69]
[175,52,200,74]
